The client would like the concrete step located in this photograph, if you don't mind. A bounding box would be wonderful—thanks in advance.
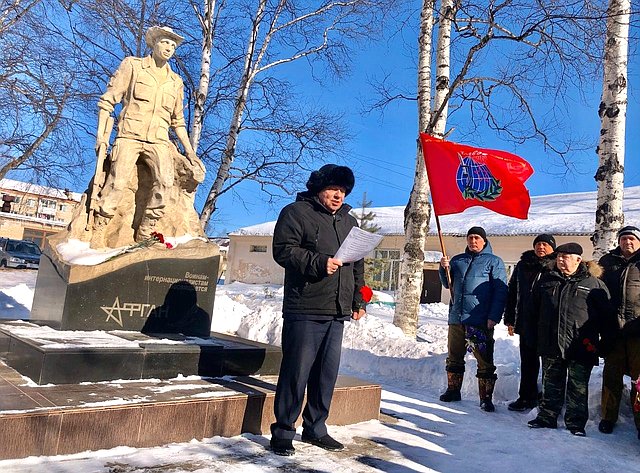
[0,322,282,384]
[0,361,381,460]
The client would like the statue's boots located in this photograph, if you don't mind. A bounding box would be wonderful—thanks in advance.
[136,209,163,242]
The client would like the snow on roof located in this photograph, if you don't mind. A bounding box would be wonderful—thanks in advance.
[230,186,640,237]
[0,178,83,202]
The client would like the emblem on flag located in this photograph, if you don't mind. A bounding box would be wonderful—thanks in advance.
[456,153,503,202]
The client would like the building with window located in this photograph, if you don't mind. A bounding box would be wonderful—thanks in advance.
[0,178,83,247]
[225,186,640,303]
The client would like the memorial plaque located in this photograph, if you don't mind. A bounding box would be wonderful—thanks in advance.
[30,241,220,333]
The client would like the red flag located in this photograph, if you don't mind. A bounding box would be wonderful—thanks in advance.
[419,133,534,219]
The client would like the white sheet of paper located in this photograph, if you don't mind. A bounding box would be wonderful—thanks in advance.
[334,227,384,263]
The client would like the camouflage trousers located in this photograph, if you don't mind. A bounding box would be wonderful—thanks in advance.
[538,355,593,430]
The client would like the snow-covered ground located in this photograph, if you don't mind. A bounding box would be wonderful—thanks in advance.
[1,270,639,472]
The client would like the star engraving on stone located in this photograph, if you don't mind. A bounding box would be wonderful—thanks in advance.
[101,296,125,327]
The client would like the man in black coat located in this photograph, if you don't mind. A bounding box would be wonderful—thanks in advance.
[269,164,367,456]
[598,225,640,439]
[527,243,614,436]
[504,233,556,411]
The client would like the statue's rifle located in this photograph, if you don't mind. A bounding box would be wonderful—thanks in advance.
[85,115,114,231]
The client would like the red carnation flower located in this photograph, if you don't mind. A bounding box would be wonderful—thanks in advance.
[582,338,596,353]
[151,231,165,243]
[359,285,373,303]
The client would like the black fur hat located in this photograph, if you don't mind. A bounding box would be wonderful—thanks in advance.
[306,164,355,196]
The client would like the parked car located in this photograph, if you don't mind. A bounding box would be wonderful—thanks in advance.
[0,238,42,269]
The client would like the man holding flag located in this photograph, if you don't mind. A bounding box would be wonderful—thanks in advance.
[439,226,508,411]
[419,133,533,411]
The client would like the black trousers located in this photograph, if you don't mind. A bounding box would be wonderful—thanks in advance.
[518,342,541,401]
[271,317,344,441]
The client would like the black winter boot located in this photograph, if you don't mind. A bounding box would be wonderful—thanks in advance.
[478,378,496,412]
[440,372,463,402]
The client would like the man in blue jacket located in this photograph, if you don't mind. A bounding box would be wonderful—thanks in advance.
[439,226,508,411]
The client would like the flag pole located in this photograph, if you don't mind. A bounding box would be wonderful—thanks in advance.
[434,211,453,295]
[420,134,453,296]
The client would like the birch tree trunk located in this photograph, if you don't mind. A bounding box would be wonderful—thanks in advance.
[430,0,453,136]
[199,0,268,227]
[190,0,217,154]
[198,0,375,230]
[392,0,436,337]
[593,0,630,258]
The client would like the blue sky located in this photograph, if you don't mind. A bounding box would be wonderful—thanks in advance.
[205,28,640,236]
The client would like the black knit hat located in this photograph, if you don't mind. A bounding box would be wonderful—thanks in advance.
[533,233,556,250]
[306,164,355,196]
[617,225,640,242]
[466,226,487,242]
[555,242,583,256]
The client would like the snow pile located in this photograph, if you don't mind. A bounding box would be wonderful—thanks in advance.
[2,272,640,472]
[56,235,208,266]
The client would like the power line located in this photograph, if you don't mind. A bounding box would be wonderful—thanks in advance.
[348,151,415,178]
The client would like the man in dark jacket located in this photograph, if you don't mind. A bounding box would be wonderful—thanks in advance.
[269,164,366,456]
[504,234,556,411]
[528,243,614,436]
[598,225,640,439]
[439,226,508,412]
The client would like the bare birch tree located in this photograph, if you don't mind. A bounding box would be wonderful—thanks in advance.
[592,0,630,258]
[0,1,82,183]
[198,0,385,229]
[0,0,71,34]
[394,0,456,336]
[189,0,220,154]
[383,0,608,336]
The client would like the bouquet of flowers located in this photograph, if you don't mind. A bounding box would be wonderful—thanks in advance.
[582,338,597,353]
[105,231,173,262]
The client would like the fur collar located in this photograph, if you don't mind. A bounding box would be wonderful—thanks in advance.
[545,259,603,279]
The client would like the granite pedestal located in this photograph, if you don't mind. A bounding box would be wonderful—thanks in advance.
[0,360,381,460]
[0,322,283,384]
[30,240,220,333]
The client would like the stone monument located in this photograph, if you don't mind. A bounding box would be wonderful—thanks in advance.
[68,25,206,248]
[30,26,221,335]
